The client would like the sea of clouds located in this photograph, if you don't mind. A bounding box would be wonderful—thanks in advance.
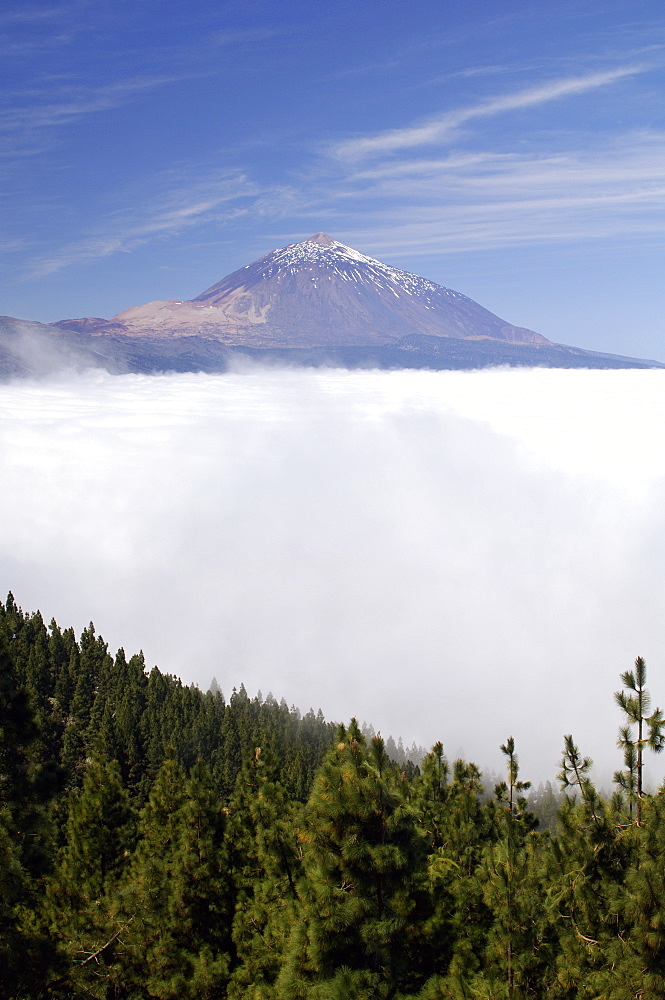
[2,364,665,785]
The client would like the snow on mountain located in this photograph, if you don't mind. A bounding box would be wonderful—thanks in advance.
[195,233,450,302]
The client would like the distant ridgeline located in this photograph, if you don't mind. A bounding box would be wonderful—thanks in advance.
[3,594,665,999]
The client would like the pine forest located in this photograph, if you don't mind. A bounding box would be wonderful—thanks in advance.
[3,593,665,1000]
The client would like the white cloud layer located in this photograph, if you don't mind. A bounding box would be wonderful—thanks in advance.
[2,366,665,785]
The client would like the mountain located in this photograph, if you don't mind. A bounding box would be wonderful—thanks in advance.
[2,234,663,376]
[56,233,549,348]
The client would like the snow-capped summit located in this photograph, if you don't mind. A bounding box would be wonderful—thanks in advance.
[56,234,549,348]
[194,233,449,305]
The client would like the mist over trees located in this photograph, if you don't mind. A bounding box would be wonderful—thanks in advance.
[3,593,665,999]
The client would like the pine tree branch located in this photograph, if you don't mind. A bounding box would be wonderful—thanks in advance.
[76,918,133,966]
[560,912,601,946]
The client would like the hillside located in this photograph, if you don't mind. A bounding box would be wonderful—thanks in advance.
[2,594,665,999]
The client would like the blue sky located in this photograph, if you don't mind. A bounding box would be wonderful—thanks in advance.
[2,0,665,358]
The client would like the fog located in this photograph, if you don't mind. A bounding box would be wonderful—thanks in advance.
[2,364,665,786]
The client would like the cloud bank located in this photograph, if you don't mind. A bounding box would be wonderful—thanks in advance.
[2,366,665,785]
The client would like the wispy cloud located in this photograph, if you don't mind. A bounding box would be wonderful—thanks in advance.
[0,29,75,59]
[311,36,655,260]
[23,169,300,279]
[347,131,665,196]
[13,46,665,284]
[0,74,183,133]
[0,5,71,28]
[333,66,647,159]
[0,2,96,59]
[30,126,665,278]
[313,104,665,256]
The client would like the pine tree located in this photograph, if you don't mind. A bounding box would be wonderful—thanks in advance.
[121,755,233,999]
[408,742,458,985]
[613,736,638,823]
[227,747,301,999]
[219,706,243,798]
[606,793,665,998]
[44,756,135,995]
[434,760,495,985]
[61,623,113,782]
[559,734,603,825]
[414,741,449,850]
[614,657,665,824]
[548,735,629,995]
[0,623,59,996]
[278,722,422,998]
[480,738,541,997]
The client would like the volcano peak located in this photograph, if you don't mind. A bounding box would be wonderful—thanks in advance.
[307,232,337,246]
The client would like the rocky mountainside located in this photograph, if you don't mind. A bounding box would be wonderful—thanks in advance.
[2,234,663,376]
[56,233,548,348]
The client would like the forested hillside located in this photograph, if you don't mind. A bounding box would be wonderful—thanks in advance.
[2,594,665,999]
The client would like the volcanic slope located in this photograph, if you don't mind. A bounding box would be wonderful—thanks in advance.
[57,233,549,348]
